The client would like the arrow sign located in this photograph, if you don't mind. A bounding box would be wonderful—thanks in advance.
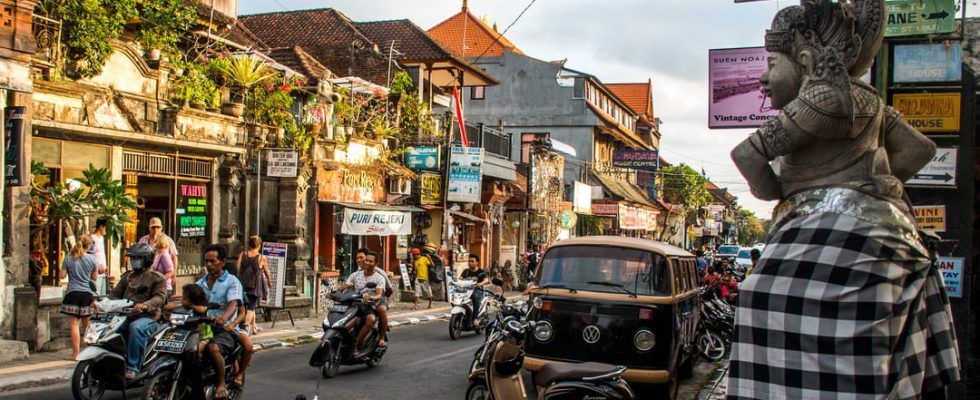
[911,173,954,182]
[907,148,957,187]
[886,0,956,37]
[923,10,950,20]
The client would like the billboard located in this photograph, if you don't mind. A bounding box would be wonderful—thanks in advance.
[447,146,483,203]
[405,146,440,170]
[892,93,960,132]
[612,150,659,170]
[913,205,946,232]
[893,43,962,83]
[885,0,956,37]
[708,47,779,129]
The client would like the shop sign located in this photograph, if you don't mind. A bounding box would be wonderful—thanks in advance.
[592,203,617,216]
[559,211,578,230]
[937,257,964,297]
[405,146,441,170]
[707,204,726,214]
[419,173,442,205]
[262,242,288,308]
[447,146,483,203]
[913,205,946,232]
[317,168,386,203]
[4,106,26,186]
[708,47,779,129]
[341,208,412,236]
[893,43,962,83]
[176,182,207,238]
[612,150,659,170]
[619,204,638,230]
[267,150,298,177]
[907,148,957,187]
[573,181,592,214]
[885,0,956,37]
[892,93,960,132]
[646,210,659,231]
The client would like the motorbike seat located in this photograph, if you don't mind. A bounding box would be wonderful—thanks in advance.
[534,362,623,387]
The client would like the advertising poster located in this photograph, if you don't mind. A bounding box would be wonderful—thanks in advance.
[612,150,659,170]
[4,106,25,186]
[893,43,962,83]
[913,205,946,232]
[176,182,207,238]
[262,242,289,308]
[405,146,441,170]
[892,92,960,132]
[267,149,298,177]
[708,47,779,128]
[420,173,443,205]
[937,257,964,298]
[907,148,957,187]
[447,146,483,203]
[341,208,412,236]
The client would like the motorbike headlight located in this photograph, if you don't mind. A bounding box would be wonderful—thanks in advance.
[532,320,554,342]
[169,314,189,326]
[532,296,543,310]
[634,330,656,352]
[84,328,101,345]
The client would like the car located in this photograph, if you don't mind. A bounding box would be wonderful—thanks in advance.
[734,247,753,271]
[524,236,700,397]
[715,244,740,264]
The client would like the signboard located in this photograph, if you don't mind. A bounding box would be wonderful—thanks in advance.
[447,146,483,203]
[405,146,441,170]
[612,150,659,170]
[559,211,578,230]
[913,205,946,232]
[893,43,962,83]
[262,242,288,309]
[399,263,413,290]
[573,181,592,214]
[176,183,207,238]
[708,47,779,128]
[892,93,960,132]
[937,257,964,298]
[592,203,618,216]
[267,150,298,177]
[885,0,956,37]
[341,207,412,236]
[419,173,442,205]
[4,106,25,186]
[907,148,957,186]
[0,60,32,93]
[316,274,339,314]
[316,167,386,203]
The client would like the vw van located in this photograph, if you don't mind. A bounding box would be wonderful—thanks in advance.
[523,236,700,395]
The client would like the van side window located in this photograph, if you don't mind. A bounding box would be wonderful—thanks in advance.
[686,260,696,290]
[652,256,670,295]
[672,260,682,295]
[682,260,692,292]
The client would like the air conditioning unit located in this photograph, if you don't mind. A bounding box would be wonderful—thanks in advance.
[388,177,412,195]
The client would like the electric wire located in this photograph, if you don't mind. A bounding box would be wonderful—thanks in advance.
[471,0,538,64]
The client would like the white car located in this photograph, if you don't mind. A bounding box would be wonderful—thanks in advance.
[734,248,754,271]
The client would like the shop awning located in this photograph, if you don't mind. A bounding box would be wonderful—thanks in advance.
[592,173,654,207]
[332,202,424,212]
[450,210,486,223]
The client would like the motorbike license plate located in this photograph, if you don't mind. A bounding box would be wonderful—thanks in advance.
[154,331,191,354]
[90,313,114,323]
[328,304,348,312]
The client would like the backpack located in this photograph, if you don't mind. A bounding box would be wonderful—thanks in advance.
[426,253,444,282]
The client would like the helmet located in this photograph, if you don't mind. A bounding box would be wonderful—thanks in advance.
[126,243,155,271]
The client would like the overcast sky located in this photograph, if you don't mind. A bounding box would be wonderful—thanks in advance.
[239,0,979,219]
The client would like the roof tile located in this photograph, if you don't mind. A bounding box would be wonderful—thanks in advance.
[427,9,523,58]
[606,82,652,119]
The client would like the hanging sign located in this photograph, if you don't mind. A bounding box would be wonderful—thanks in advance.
[708,47,779,129]
[893,43,962,83]
[612,150,659,170]
[405,146,441,170]
[176,183,207,238]
[419,173,442,205]
[262,242,289,309]
[885,0,956,37]
[907,148,957,187]
[937,257,964,298]
[267,150,298,177]
[573,181,592,214]
[559,211,578,230]
[341,207,412,236]
[892,93,960,132]
[913,205,946,232]
[317,168,386,203]
[447,146,483,203]
[592,203,617,216]
[4,106,25,186]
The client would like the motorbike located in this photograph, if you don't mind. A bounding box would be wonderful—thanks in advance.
[449,279,498,340]
[308,282,387,380]
[467,292,528,382]
[465,317,635,400]
[696,285,735,361]
[71,298,164,400]
[141,306,245,400]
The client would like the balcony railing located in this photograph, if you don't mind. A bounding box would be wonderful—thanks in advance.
[32,13,62,70]
[465,122,512,160]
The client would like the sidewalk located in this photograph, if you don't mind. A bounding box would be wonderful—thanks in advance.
[0,294,524,393]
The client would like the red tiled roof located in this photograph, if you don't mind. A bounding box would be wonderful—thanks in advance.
[266,46,331,82]
[427,8,523,58]
[606,81,652,120]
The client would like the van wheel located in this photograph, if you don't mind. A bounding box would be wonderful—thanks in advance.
[678,354,695,379]
[651,378,678,400]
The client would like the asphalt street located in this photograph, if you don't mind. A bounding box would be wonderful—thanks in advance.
[0,320,717,400]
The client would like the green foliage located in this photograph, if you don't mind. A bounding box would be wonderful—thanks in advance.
[660,164,712,209]
[250,80,297,130]
[137,0,196,55]
[396,92,436,138]
[216,55,272,99]
[171,60,220,110]
[737,209,766,245]
[31,165,136,249]
[39,0,138,78]
[390,71,414,95]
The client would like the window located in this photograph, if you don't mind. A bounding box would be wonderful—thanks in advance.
[470,86,485,100]
[538,245,671,296]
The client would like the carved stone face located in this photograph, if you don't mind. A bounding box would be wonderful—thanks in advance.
[760,51,803,109]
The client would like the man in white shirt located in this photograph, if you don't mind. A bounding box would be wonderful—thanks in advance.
[89,218,108,296]
[342,251,387,351]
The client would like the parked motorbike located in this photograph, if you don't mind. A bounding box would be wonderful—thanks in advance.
[449,279,499,340]
[465,317,635,400]
[309,282,387,379]
[696,285,735,361]
[141,306,245,400]
[71,298,163,400]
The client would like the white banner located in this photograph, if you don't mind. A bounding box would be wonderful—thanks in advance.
[261,242,288,309]
[573,181,592,214]
[341,208,412,236]
[267,150,298,177]
[447,146,483,203]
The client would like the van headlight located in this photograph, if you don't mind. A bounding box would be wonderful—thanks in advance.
[533,320,554,342]
[532,296,543,310]
[634,330,655,351]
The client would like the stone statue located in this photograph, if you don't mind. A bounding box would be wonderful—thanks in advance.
[728,1,961,399]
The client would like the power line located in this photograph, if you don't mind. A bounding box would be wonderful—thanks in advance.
[471,0,537,64]
[272,0,289,12]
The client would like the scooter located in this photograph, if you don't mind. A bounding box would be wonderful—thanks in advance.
[71,298,165,400]
[465,317,635,400]
[448,280,496,340]
[141,306,245,400]
[308,282,387,379]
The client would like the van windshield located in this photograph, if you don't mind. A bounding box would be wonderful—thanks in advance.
[718,245,739,254]
[537,245,671,296]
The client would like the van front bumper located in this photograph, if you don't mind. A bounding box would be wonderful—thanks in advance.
[523,356,670,384]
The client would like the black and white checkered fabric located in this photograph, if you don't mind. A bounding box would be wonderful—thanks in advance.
[728,212,961,399]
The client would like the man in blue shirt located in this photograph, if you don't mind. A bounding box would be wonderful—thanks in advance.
[197,244,251,397]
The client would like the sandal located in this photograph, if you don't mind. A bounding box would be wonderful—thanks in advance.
[215,386,228,399]
[232,374,245,387]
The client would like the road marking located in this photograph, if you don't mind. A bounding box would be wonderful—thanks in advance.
[406,345,479,367]
[407,317,420,324]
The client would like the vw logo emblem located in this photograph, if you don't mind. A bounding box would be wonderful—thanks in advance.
[582,325,601,344]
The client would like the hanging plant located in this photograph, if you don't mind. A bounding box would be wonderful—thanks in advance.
[37,0,138,78]
[137,0,196,57]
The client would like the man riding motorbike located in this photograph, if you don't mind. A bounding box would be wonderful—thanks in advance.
[459,253,490,329]
[110,243,168,380]
[340,251,387,353]
[197,244,251,398]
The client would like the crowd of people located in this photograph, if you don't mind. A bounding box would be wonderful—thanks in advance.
[695,247,760,304]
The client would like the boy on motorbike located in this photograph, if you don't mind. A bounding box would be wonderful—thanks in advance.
[340,250,387,355]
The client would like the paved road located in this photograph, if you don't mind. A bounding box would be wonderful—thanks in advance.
[0,321,716,400]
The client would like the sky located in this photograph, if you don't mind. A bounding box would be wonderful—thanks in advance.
[238,0,980,219]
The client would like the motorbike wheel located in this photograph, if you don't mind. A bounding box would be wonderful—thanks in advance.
[320,345,340,379]
[449,314,465,340]
[698,330,727,361]
[141,369,175,400]
[465,381,491,400]
[71,360,106,400]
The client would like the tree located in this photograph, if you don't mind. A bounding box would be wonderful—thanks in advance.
[660,164,712,209]
[737,209,766,245]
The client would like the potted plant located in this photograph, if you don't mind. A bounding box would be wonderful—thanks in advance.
[216,55,271,117]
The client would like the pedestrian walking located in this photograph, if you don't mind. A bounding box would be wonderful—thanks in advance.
[410,248,433,310]
[89,218,108,296]
[138,217,178,279]
[237,236,272,334]
[59,235,104,360]
[152,238,176,299]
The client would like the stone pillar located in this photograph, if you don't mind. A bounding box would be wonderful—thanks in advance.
[4,90,32,340]
[217,155,244,256]
[276,166,312,295]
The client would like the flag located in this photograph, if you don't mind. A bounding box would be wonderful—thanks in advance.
[452,83,468,147]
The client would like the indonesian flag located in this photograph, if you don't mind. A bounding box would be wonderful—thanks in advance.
[452,83,469,147]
